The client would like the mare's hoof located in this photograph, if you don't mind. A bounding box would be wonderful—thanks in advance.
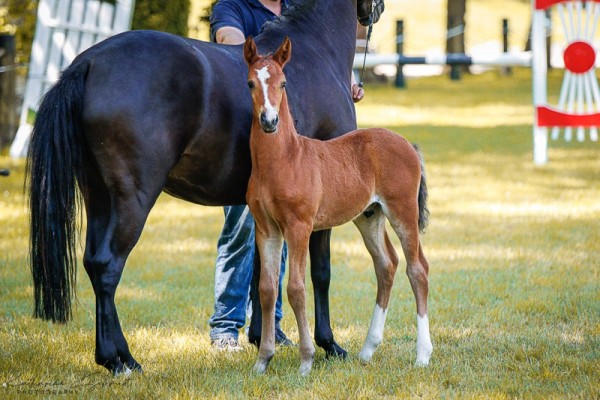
[126,361,143,373]
[110,359,143,377]
[112,365,132,378]
[322,341,347,359]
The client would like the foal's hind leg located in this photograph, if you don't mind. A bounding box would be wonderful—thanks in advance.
[385,203,433,366]
[353,207,400,363]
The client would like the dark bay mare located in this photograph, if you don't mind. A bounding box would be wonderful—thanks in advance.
[26,0,383,376]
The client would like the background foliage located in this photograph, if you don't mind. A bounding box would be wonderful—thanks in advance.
[0,0,37,63]
[0,0,191,63]
[132,0,190,37]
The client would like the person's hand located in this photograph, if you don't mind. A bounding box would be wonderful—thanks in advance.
[352,83,364,103]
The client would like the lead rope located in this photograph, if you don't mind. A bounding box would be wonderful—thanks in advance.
[358,10,374,88]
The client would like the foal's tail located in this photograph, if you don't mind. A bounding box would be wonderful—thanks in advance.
[413,144,429,233]
[26,60,89,323]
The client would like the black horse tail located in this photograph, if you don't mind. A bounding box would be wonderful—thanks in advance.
[413,144,429,233]
[26,60,89,323]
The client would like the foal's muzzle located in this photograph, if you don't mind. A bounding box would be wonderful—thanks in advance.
[260,112,279,133]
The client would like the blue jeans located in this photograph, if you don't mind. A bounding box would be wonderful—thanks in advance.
[209,205,287,340]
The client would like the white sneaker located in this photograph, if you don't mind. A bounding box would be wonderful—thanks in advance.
[211,337,243,352]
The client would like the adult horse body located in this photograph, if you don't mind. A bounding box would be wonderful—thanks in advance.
[27,0,379,375]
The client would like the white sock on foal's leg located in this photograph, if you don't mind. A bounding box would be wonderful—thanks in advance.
[358,304,388,363]
[415,314,433,366]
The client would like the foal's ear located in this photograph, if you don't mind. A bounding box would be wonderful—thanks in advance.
[243,36,259,65]
[273,36,292,68]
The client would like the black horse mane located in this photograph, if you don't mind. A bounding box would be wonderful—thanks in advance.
[281,0,319,20]
[262,0,319,33]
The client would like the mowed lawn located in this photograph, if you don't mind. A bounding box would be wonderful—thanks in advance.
[0,69,598,398]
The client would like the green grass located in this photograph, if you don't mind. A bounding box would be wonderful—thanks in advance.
[1,69,599,398]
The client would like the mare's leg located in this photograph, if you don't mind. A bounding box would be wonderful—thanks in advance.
[83,169,162,376]
[353,208,400,363]
[385,203,433,366]
[309,230,347,357]
[286,225,315,375]
[253,229,284,374]
[248,243,262,347]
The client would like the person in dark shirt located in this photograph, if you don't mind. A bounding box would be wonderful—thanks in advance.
[208,0,364,351]
[208,0,292,351]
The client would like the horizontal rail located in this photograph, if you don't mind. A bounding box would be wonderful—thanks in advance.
[353,52,533,69]
[0,64,27,73]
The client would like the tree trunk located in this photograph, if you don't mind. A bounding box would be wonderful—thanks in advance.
[446,0,469,78]
[0,35,17,148]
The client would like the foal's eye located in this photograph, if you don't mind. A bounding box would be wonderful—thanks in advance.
[281,81,287,89]
[248,81,255,89]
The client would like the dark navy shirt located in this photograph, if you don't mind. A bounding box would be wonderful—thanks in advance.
[209,0,289,42]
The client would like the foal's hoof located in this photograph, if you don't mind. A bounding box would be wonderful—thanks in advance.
[299,359,313,376]
[415,349,432,367]
[253,360,269,374]
[416,339,433,367]
[358,349,374,364]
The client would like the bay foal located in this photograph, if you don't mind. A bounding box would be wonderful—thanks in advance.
[243,37,433,375]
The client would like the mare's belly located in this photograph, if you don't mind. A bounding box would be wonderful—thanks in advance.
[163,154,249,207]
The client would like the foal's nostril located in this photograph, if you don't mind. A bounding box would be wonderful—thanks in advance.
[260,113,279,133]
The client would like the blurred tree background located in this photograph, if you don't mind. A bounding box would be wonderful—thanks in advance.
[0,0,37,63]
[0,0,191,63]
[132,0,190,37]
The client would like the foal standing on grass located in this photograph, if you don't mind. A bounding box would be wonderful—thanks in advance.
[243,36,433,375]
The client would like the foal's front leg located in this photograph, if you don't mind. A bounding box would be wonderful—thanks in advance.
[285,225,315,376]
[253,231,284,374]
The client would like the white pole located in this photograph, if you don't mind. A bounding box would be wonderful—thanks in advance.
[532,1,548,165]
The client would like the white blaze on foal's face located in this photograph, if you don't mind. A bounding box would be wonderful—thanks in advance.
[255,65,278,123]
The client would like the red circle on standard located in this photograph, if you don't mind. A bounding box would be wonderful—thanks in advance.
[563,41,596,74]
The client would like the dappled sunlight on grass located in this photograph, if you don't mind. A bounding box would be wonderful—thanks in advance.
[443,201,600,219]
[358,103,531,128]
[330,238,370,262]
[116,286,162,302]
[152,237,213,254]
[1,69,599,397]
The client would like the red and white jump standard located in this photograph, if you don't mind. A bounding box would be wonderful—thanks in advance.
[533,0,600,164]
